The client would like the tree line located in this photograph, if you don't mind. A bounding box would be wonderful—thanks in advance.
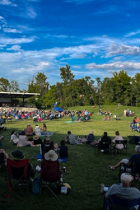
[1,65,140,108]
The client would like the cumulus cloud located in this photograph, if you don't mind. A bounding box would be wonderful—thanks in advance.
[106,44,140,57]
[86,61,140,71]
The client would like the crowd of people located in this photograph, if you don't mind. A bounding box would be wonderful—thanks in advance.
[0,106,140,209]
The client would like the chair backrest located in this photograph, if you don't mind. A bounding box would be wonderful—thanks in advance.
[41,160,60,182]
[0,152,4,165]
[115,140,127,148]
[110,194,140,210]
[6,158,29,180]
[41,141,54,159]
[99,141,110,150]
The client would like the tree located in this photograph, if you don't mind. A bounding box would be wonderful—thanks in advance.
[60,65,75,85]
[9,80,19,92]
[0,77,10,91]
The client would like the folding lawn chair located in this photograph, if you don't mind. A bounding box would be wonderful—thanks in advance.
[40,160,62,198]
[5,158,30,196]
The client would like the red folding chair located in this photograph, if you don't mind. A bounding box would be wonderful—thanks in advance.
[5,158,30,196]
[40,160,62,198]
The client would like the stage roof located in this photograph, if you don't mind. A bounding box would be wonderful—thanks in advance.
[0,92,40,98]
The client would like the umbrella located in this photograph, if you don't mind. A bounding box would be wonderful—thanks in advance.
[53,107,63,112]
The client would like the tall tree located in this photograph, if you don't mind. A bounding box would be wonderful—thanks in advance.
[60,65,75,85]
[9,80,19,92]
[0,77,10,91]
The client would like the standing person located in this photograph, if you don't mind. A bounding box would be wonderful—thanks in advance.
[65,131,75,145]
[112,131,124,150]
[24,123,33,135]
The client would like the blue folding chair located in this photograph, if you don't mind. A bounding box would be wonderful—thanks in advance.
[104,194,140,210]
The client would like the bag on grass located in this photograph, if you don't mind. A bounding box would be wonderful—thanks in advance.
[32,178,40,194]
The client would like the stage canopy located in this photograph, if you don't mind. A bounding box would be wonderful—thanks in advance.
[0,92,40,107]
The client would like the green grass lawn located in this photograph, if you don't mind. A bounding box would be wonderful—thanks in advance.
[0,105,140,210]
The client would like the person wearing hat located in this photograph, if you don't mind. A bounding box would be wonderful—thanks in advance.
[101,173,140,203]
[24,123,33,135]
[41,137,54,159]
[33,135,42,145]
[65,131,75,145]
[10,150,35,178]
[86,130,95,144]
[44,150,58,162]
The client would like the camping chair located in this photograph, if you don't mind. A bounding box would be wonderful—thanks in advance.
[40,160,62,198]
[98,141,112,154]
[41,141,54,159]
[104,194,140,210]
[0,153,5,169]
[119,155,140,184]
[113,140,128,154]
[5,158,30,196]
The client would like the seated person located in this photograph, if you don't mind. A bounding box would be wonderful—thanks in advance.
[10,130,19,144]
[91,131,111,146]
[41,150,63,182]
[33,135,42,145]
[76,135,87,144]
[86,130,95,144]
[0,149,8,164]
[0,122,6,131]
[34,125,41,136]
[41,123,47,135]
[10,150,35,178]
[109,145,140,173]
[17,131,33,147]
[65,131,75,145]
[24,123,33,135]
[58,140,68,159]
[41,137,54,159]
[112,131,124,150]
[101,173,140,209]
[44,150,58,162]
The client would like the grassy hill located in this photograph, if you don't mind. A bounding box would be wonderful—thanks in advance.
[0,105,139,210]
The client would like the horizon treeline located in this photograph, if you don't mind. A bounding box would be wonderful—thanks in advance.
[1,65,140,109]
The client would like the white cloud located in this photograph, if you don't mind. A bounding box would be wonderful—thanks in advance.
[0,0,17,6]
[7,45,22,51]
[106,44,140,57]
[86,61,140,71]
[125,30,140,37]
[0,36,36,45]
[3,28,21,33]
[26,7,37,19]
[0,16,7,26]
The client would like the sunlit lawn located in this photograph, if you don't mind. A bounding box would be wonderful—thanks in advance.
[0,105,139,210]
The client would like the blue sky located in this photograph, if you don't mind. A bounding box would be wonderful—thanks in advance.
[1,0,140,90]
